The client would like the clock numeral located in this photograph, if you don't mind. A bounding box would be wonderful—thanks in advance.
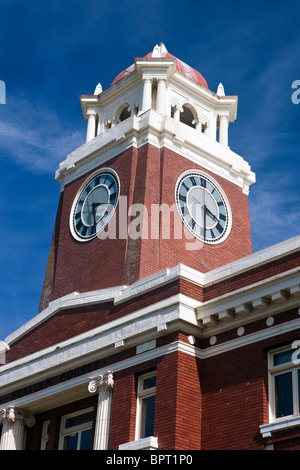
[108,179,115,190]
[182,181,189,192]
[219,213,226,222]
[179,193,186,202]
[215,222,224,234]
[200,178,206,188]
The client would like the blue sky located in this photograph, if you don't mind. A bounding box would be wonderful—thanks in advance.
[0,0,299,339]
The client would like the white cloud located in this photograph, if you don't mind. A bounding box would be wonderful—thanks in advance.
[0,93,85,173]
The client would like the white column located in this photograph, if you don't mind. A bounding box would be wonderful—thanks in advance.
[141,78,152,113]
[204,122,210,136]
[156,79,166,114]
[0,407,35,450]
[173,105,181,121]
[88,371,114,450]
[209,112,217,140]
[219,114,228,146]
[86,112,97,142]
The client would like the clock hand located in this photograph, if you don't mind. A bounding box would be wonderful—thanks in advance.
[204,205,218,222]
[203,204,206,240]
[191,196,203,206]
[92,202,97,226]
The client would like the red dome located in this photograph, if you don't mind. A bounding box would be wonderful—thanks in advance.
[111,50,208,89]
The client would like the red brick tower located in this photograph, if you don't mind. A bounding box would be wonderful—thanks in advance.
[39,43,255,311]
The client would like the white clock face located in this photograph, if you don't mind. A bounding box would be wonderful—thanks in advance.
[70,169,119,242]
[175,171,231,244]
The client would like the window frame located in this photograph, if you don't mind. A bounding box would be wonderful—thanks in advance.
[135,371,157,441]
[40,419,50,450]
[268,345,300,423]
[58,407,94,451]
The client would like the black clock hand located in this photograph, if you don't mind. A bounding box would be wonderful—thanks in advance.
[204,205,218,223]
[91,202,97,226]
[203,204,206,240]
[191,196,203,206]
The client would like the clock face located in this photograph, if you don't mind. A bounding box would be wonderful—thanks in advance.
[70,169,119,241]
[175,171,231,244]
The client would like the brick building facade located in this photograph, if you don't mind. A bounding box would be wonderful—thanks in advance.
[0,43,299,451]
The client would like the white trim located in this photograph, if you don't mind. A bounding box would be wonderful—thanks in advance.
[58,406,94,450]
[119,436,158,450]
[135,371,156,441]
[260,415,300,438]
[2,311,300,413]
[0,295,198,391]
[5,234,300,345]
[0,341,187,411]
[55,109,255,193]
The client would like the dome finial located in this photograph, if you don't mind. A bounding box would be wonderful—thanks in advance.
[152,42,168,57]
[217,82,225,96]
[94,83,102,95]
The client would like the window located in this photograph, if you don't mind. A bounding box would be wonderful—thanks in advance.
[40,420,50,450]
[119,105,131,122]
[135,372,156,440]
[269,346,300,421]
[180,105,196,128]
[58,408,94,450]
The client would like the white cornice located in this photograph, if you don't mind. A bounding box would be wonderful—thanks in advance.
[55,109,255,193]
[4,235,300,346]
[2,311,300,413]
[0,295,199,394]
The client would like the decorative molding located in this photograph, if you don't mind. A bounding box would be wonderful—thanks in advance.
[88,371,114,393]
[0,406,35,427]
[55,109,255,193]
[196,269,300,336]
[2,325,300,413]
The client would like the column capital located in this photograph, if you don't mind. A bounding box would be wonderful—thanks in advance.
[218,113,229,121]
[88,371,114,394]
[0,406,35,428]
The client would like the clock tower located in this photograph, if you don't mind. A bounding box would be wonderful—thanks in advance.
[40,43,255,311]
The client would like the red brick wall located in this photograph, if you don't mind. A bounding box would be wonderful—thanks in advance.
[109,370,137,449]
[200,339,269,450]
[109,350,202,451]
[155,350,202,450]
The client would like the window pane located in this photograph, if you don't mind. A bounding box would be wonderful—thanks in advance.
[143,375,156,390]
[275,371,293,417]
[79,428,92,450]
[274,349,293,366]
[63,433,78,450]
[141,395,155,438]
[65,411,93,429]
